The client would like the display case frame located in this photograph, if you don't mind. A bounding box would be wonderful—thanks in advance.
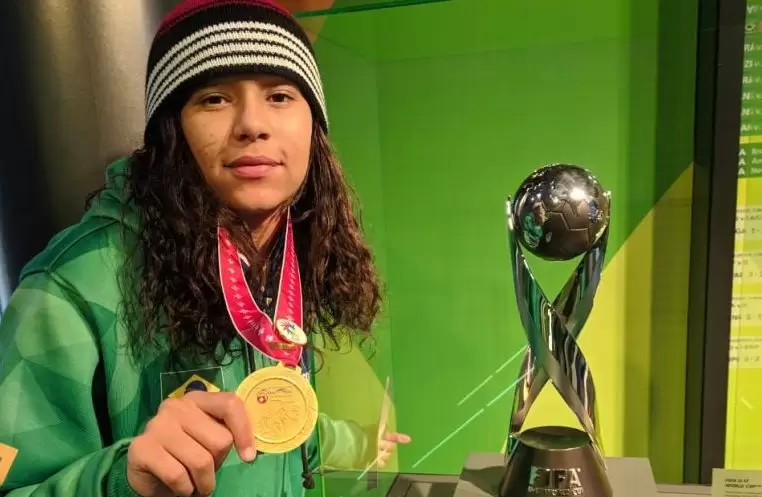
[684,0,746,485]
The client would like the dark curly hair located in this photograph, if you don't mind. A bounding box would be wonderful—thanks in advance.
[108,111,381,365]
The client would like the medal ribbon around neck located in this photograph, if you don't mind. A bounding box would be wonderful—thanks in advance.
[218,211,304,367]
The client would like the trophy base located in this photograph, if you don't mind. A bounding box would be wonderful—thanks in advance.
[499,426,611,497]
[453,429,658,497]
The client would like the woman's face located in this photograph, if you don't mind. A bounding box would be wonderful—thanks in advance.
[181,74,313,220]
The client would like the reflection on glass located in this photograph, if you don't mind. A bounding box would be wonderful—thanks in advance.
[312,336,401,497]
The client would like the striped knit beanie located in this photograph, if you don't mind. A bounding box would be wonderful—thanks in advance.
[144,0,328,131]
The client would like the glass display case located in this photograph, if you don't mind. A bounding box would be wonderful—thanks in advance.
[301,0,711,495]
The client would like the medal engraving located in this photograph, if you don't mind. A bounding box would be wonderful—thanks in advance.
[236,364,318,454]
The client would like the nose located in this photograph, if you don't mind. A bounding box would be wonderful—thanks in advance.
[232,89,271,142]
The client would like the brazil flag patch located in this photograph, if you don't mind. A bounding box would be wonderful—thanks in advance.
[160,367,225,399]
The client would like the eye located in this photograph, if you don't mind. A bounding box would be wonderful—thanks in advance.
[200,94,228,106]
[267,87,298,104]
[269,91,294,104]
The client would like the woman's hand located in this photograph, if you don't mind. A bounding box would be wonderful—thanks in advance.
[376,431,412,468]
[126,391,256,497]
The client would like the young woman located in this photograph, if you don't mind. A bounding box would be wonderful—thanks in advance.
[0,0,410,496]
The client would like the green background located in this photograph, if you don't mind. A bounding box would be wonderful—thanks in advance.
[306,0,700,492]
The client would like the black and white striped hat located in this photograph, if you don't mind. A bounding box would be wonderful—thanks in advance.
[145,0,328,131]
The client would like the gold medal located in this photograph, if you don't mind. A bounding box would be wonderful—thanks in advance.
[275,318,308,345]
[236,363,318,454]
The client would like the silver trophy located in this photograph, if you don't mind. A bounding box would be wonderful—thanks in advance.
[499,164,612,497]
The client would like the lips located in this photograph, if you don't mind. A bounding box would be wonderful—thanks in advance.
[227,155,280,168]
[226,155,280,179]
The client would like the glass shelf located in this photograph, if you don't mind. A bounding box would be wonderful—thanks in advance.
[286,0,449,18]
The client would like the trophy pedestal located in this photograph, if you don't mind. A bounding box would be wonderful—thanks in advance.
[453,452,658,497]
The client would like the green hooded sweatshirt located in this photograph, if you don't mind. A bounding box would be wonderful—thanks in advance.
[0,158,368,497]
